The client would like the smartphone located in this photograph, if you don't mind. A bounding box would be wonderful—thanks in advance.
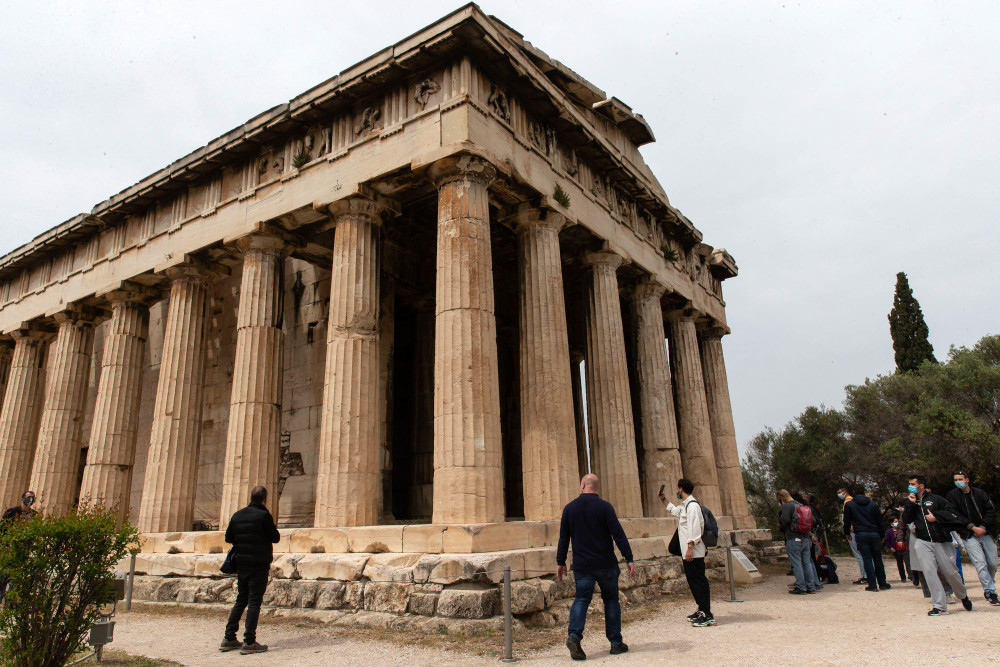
[658,484,665,497]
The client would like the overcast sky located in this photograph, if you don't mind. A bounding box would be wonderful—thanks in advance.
[2,1,998,456]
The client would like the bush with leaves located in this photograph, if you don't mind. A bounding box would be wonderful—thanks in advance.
[0,509,139,667]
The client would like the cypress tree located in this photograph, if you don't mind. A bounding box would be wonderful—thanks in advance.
[888,271,936,372]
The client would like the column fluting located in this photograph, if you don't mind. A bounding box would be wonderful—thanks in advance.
[137,264,211,533]
[30,309,96,516]
[632,279,684,516]
[582,251,642,518]
[700,328,752,525]
[667,312,722,512]
[0,341,12,413]
[314,197,389,527]
[79,284,155,523]
[0,330,50,509]
[428,154,504,524]
[219,233,289,528]
[514,208,579,520]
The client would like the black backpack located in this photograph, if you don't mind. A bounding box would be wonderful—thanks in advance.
[692,501,719,548]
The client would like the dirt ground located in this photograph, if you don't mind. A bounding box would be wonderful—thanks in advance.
[109,557,998,666]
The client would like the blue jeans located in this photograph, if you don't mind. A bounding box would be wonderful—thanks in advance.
[786,536,819,591]
[848,534,865,578]
[568,566,622,645]
[854,532,887,587]
[962,534,998,595]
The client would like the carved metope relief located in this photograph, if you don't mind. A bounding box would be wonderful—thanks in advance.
[413,78,440,109]
[354,106,384,136]
[488,85,511,122]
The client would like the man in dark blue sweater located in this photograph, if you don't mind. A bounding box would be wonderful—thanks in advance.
[556,474,636,661]
[843,485,890,592]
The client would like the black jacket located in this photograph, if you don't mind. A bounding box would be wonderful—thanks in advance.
[901,493,964,543]
[945,487,997,538]
[843,496,884,538]
[224,501,280,569]
[556,493,633,571]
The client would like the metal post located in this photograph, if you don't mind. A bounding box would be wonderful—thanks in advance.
[723,545,743,603]
[125,553,136,611]
[502,565,516,663]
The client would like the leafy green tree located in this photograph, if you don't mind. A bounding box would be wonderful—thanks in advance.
[0,509,138,667]
[888,271,936,372]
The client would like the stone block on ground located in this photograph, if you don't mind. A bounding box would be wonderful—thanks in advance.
[408,592,438,616]
[509,580,544,614]
[296,554,370,581]
[363,582,411,613]
[315,582,346,609]
[436,587,501,619]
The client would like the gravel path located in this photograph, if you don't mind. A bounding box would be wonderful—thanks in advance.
[112,557,997,666]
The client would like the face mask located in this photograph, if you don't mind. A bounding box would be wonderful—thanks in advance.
[907,485,918,494]
[955,481,967,490]
[23,497,34,506]
[892,521,898,528]
[676,492,682,500]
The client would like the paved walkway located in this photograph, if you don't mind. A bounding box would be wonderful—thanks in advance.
[112,557,997,666]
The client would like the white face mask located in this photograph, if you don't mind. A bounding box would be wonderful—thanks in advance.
[892,521,898,528]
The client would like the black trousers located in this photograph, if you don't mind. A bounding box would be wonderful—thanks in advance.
[225,567,269,644]
[683,557,711,616]
[894,551,912,581]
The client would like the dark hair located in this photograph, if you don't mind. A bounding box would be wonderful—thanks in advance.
[854,485,866,495]
[677,478,694,495]
[953,470,970,480]
[908,474,927,485]
[250,486,268,503]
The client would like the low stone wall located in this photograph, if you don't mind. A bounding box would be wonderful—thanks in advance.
[123,528,772,624]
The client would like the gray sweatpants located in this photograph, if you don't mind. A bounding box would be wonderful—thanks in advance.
[912,538,967,610]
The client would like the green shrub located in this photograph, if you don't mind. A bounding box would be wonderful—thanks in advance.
[0,509,139,667]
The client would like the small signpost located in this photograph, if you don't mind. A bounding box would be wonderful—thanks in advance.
[89,576,126,662]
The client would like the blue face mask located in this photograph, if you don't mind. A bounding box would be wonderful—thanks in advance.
[907,485,918,494]
[955,481,967,490]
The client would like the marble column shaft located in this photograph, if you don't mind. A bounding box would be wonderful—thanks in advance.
[582,251,642,518]
[570,350,589,479]
[137,265,211,533]
[667,313,722,512]
[515,209,579,521]
[30,310,96,516]
[219,234,288,527]
[700,330,751,522]
[632,280,684,516]
[0,331,49,509]
[80,287,153,523]
[314,198,386,527]
[429,155,504,524]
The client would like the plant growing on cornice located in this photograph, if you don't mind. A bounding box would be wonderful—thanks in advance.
[553,184,571,208]
[660,244,680,262]
[292,149,311,169]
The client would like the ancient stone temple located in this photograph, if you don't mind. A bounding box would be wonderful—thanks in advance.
[0,5,764,621]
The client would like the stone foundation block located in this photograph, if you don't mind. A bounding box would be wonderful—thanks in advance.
[346,526,404,553]
[263,580,318,608]
[297,554,369,580]
[315,582,346,609]
[437,587,501,619]
[509,581,544,614]
[408,592,438,616]
[363,553,422,582]
[289,528,349,553]
[363,582,411,613]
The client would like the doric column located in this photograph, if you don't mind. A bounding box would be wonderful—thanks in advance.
[0,329,50,509]
[570,349,589,479]
[700,327,752,525]
[30,308,96,516]
[137,264,212,533]
[428,154,505,524]
[219,231,290,528]
[0,340,12,413]
[79,283,156,523]
[582,251,642,518]
[513,207,579,521]
[314,196,393,527]
[666,311,722,512]
[632,279,684,516]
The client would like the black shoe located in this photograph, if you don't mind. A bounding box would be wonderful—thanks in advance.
[961,597,973,611]
[879,583,892,591]
[610,643,629,655]
[927,608,948,616]
[566,638,586,661]
[789,588,808,595]
[219,639,241,652]
[687,610,705,623]
[864,586,879,592]
[989,593,1000,606]
[853,578,868,585]
[240,643,268,655]
[692,615,717,627]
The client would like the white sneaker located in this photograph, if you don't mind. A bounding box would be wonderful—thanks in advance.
[946,594,959,605]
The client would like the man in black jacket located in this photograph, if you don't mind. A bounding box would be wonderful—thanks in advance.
[842,486,890,591]
[901,474,972,616]
[556,474,636,661]
[221,486,280,654]
[946,471,998,605]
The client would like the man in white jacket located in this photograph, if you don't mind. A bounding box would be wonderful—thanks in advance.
[660,478,713,626]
